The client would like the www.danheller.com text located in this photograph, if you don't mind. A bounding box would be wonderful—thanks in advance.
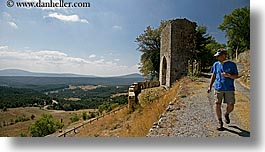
[7,0,91,8]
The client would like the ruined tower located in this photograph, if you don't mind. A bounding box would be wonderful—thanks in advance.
[159,19,196,87]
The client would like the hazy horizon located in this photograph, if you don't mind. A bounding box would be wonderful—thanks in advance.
[0,68,143,77]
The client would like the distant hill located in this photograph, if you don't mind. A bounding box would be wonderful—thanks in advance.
[0,69,145,89]
[0,69,143,79]
[116,73,144,79]
[0,69,96,77]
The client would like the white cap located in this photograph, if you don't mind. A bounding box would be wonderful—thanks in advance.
[214,49,227,57]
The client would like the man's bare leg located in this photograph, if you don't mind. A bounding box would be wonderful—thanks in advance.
[225,104,234,124]
[216,103,223,128]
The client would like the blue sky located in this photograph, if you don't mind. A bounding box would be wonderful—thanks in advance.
[0,0,249,76]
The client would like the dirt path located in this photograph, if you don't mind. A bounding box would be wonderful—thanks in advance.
[147,77,250,137]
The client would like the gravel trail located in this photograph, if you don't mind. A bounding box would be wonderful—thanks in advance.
[147,77,250,137]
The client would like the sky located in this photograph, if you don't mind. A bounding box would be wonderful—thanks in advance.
[0,0,249,76]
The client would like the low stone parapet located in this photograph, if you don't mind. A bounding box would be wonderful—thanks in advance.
[127,80,160,110]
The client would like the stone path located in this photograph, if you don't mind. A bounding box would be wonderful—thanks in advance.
[147,77,250,137]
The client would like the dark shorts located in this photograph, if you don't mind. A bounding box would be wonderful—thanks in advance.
[214,90,235,104]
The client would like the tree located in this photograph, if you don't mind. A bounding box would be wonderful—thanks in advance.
[136,21,169,80]
[195,25,226,70]
[29,114,64,137]
[136,20,227,76]
[195,25,213,70]
[218,7,250,59]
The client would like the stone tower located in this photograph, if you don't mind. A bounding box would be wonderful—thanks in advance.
[159,19,196,87]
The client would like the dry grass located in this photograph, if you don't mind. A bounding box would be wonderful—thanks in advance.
[138,87,167,107]
[234,91,250,131]
[76,108,129,137]
[0,107,95,137]
[76,79,183,137]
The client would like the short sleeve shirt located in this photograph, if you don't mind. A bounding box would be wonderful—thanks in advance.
[210,61,238,91]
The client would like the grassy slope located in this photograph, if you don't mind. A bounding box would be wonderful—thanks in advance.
[76,77,250,137]
[76,80,182,137]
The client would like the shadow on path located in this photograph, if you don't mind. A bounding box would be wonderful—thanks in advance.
[219,125,250,137]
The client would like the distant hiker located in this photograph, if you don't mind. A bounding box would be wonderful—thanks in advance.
[207,48,239,130]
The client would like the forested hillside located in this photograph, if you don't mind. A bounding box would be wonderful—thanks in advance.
[0,86,52,109]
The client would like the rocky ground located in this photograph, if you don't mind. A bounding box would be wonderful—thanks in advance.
[147,77,250,137]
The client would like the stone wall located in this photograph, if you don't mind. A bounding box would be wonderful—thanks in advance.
[159,19,196,87]
[127,80,160,110]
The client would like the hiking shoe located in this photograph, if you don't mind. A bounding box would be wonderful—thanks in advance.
[219,120,223,127]
[217,120,224,131]
[225,113,230,124]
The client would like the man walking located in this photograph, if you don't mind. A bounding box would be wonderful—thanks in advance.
[208,49,239,130]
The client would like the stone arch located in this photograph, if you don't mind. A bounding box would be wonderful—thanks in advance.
[159,19,196,87]
[161,56,167,85]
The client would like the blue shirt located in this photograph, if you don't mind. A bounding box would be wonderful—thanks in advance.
[210,61,238,91]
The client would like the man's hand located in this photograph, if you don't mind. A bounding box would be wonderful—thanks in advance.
[207,87,211,93]
[222,72,239,79]
[222,72,231,78]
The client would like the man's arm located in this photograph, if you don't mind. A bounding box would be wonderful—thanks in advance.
[221,72,240,79]
[222,62,240,79]
[208,73,216,93]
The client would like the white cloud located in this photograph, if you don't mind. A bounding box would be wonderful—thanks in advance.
[46,13,89,24]
[89,54,96,58]
[114,58,120,62]
[8,22,18,29]
[2,12,18,29]
[2,12,12,19]
[112,25,123,30]
[94,59,105,64]
[0,47,138,76]
[0,45,8,50]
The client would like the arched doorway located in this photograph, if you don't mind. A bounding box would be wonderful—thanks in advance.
[161,56,167,85]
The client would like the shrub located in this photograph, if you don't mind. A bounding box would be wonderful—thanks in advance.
[3,107,7,112]
[31,114,35,120]
[29,114,64,137]
[15,115,30,123]
[82,112,88,120]
[70,114,80,123]
[20,132,27,137]
[88,112,97,119]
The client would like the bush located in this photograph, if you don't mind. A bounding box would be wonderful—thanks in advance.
[70,114,80,123]
[31,114,35,120]
[29,114,64,137]
[20,132,27,137]
[88,112,97,119]
[15,115,30,123]
[82,112,88,120]
[3,107,7,112]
